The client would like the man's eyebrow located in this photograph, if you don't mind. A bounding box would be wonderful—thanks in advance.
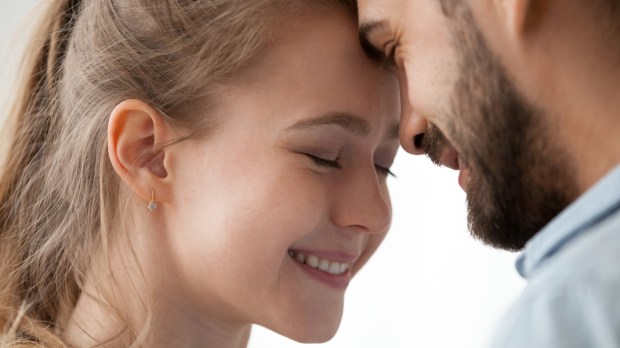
[358,20,388,63]
[287,112,371,137]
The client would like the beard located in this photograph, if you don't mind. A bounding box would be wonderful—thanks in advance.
[422,1,579,251]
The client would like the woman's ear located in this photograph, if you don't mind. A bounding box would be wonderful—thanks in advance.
[107,99,175,204]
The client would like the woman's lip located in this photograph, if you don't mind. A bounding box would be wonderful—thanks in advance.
[288,249,359,264]
[291,258,351,290]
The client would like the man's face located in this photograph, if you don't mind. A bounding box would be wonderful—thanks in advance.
[358,0,579,250]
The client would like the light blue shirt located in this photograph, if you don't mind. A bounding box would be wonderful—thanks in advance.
[489,165,620,348]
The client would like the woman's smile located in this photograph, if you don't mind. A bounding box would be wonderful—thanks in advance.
[288,249,358,289]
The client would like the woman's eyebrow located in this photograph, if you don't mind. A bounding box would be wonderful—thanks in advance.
[287,112,371,137]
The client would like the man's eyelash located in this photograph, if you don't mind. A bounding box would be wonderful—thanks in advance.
[359,36,398,71]
[382,45,398,69]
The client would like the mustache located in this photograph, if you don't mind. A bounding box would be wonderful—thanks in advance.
[421,124,450,166]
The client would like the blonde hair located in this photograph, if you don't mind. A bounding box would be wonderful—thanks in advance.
[0,0,356,346]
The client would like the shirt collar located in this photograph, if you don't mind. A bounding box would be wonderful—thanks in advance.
[516,165,620,279]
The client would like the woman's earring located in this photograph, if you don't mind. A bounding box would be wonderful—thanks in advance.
[147,190,157,212]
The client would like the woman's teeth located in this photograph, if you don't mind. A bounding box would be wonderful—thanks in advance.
[288,250,349,276]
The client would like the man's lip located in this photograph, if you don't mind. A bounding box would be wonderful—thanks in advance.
[458,165,470,191]
[438,147,460,170]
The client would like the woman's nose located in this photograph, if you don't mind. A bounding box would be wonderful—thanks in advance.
[398,72,428,155]
[331,170,391,235]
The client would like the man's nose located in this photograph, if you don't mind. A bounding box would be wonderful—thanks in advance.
[398,73,428,155]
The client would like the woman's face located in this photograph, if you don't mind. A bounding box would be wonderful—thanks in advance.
[162,9,399,343]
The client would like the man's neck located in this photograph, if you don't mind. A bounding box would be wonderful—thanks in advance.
[553,67,620,194]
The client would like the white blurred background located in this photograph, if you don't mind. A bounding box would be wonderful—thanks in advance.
[0,1,525,347]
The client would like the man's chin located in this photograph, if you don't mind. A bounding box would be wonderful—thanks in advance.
[464,175,532,251]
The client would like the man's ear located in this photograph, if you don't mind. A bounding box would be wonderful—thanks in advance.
[498,0,546,38]
[107,99,175,205]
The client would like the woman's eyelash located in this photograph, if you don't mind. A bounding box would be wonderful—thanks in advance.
[306,154,396,178]
[376,166,397,178]
[306,154,342,169]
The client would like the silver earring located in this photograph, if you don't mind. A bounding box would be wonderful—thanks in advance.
[147,190,158,212]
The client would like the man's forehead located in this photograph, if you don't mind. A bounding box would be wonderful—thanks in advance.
[357,0,397,19]
[359,20,388,38]
[357,0,427,36]
[357,0,396,42]
[358,0,449,24]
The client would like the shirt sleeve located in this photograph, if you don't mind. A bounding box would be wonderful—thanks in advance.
[488,282,620,348]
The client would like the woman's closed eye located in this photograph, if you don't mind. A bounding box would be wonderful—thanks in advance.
[306,154,342,169]
[376,165,396,178]
[305,154,396,178]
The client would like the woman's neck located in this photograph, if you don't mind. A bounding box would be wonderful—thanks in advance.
[63,227,252,348]
[65,289,252,348]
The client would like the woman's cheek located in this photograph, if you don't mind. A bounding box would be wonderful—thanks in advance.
[353,231,389,277]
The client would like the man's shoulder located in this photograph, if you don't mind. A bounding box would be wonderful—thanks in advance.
[489,210,620,348]
[530,208,620,292]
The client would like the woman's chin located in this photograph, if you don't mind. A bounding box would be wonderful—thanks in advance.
[279,325,339,344]
[263,310,343,344]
